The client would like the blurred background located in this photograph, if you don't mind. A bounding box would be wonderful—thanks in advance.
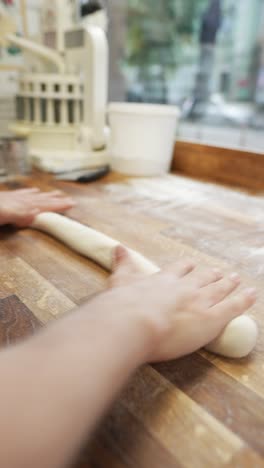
[107,0,264,152]
[1,0,264,152]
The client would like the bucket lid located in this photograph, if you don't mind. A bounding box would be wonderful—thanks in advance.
[108,102,180,117]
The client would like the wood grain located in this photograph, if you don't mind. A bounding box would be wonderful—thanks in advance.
[154,355,264,454]
[1,146,264,467]
[0,255,75,323]
[226,448,264,468]
[3,230,107,305]
[0,295,41,346]
[120,366,243,468]
[78,400,181,468]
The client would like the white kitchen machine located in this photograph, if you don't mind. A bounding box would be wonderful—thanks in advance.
[0,0,109,174]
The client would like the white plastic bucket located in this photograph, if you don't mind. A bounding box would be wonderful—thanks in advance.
[108,102,180,176]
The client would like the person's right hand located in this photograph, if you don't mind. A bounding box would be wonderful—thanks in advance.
[107,247,256,362]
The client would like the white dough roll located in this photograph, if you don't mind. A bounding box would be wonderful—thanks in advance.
[31,212,159,275]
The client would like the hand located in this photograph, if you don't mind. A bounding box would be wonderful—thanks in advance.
[0,188,75,227]
[109,245,148,288]
[108,247,256,362]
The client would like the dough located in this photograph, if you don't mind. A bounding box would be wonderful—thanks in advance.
[31,212,159,274]
[205,315,258,358]
[31,212,258,359]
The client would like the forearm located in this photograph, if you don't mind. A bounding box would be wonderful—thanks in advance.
[0,292,149,468]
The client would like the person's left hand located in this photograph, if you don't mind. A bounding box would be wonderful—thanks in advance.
[0,188,75,227]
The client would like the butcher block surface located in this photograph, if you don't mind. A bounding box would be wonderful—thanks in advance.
[0,158,264,467]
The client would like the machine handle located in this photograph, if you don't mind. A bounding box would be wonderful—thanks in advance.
[83,25,108,150]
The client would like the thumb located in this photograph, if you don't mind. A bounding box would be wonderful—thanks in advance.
[109,245,145,288]
[112,245,137,274]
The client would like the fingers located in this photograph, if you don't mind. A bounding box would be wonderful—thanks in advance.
[22,192,76,213]
[14,188,69,200]
[11,189,75,209]
[31,198,75,209]
[11,198,74,226]
[31,190,65,200]
[212,288,257,322]
[14,188,40,194]
[166,258,196,278]
[203,273,241,307]
[43,190,64,197]
[0,188,75,227]
[49,202,75,213]
[187,266,223,288]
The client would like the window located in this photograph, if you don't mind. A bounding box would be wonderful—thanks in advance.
[108,0,264,151]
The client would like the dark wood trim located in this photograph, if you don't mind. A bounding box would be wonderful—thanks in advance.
[172,141,264,191]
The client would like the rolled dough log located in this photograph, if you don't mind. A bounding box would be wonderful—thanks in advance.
[205,315,258,358]
[31,212,159,275]
[31,212,258,359]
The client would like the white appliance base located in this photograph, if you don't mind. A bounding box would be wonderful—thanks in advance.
[31,149,109,173]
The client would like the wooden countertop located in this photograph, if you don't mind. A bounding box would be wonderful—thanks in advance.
[1,145,264,467]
